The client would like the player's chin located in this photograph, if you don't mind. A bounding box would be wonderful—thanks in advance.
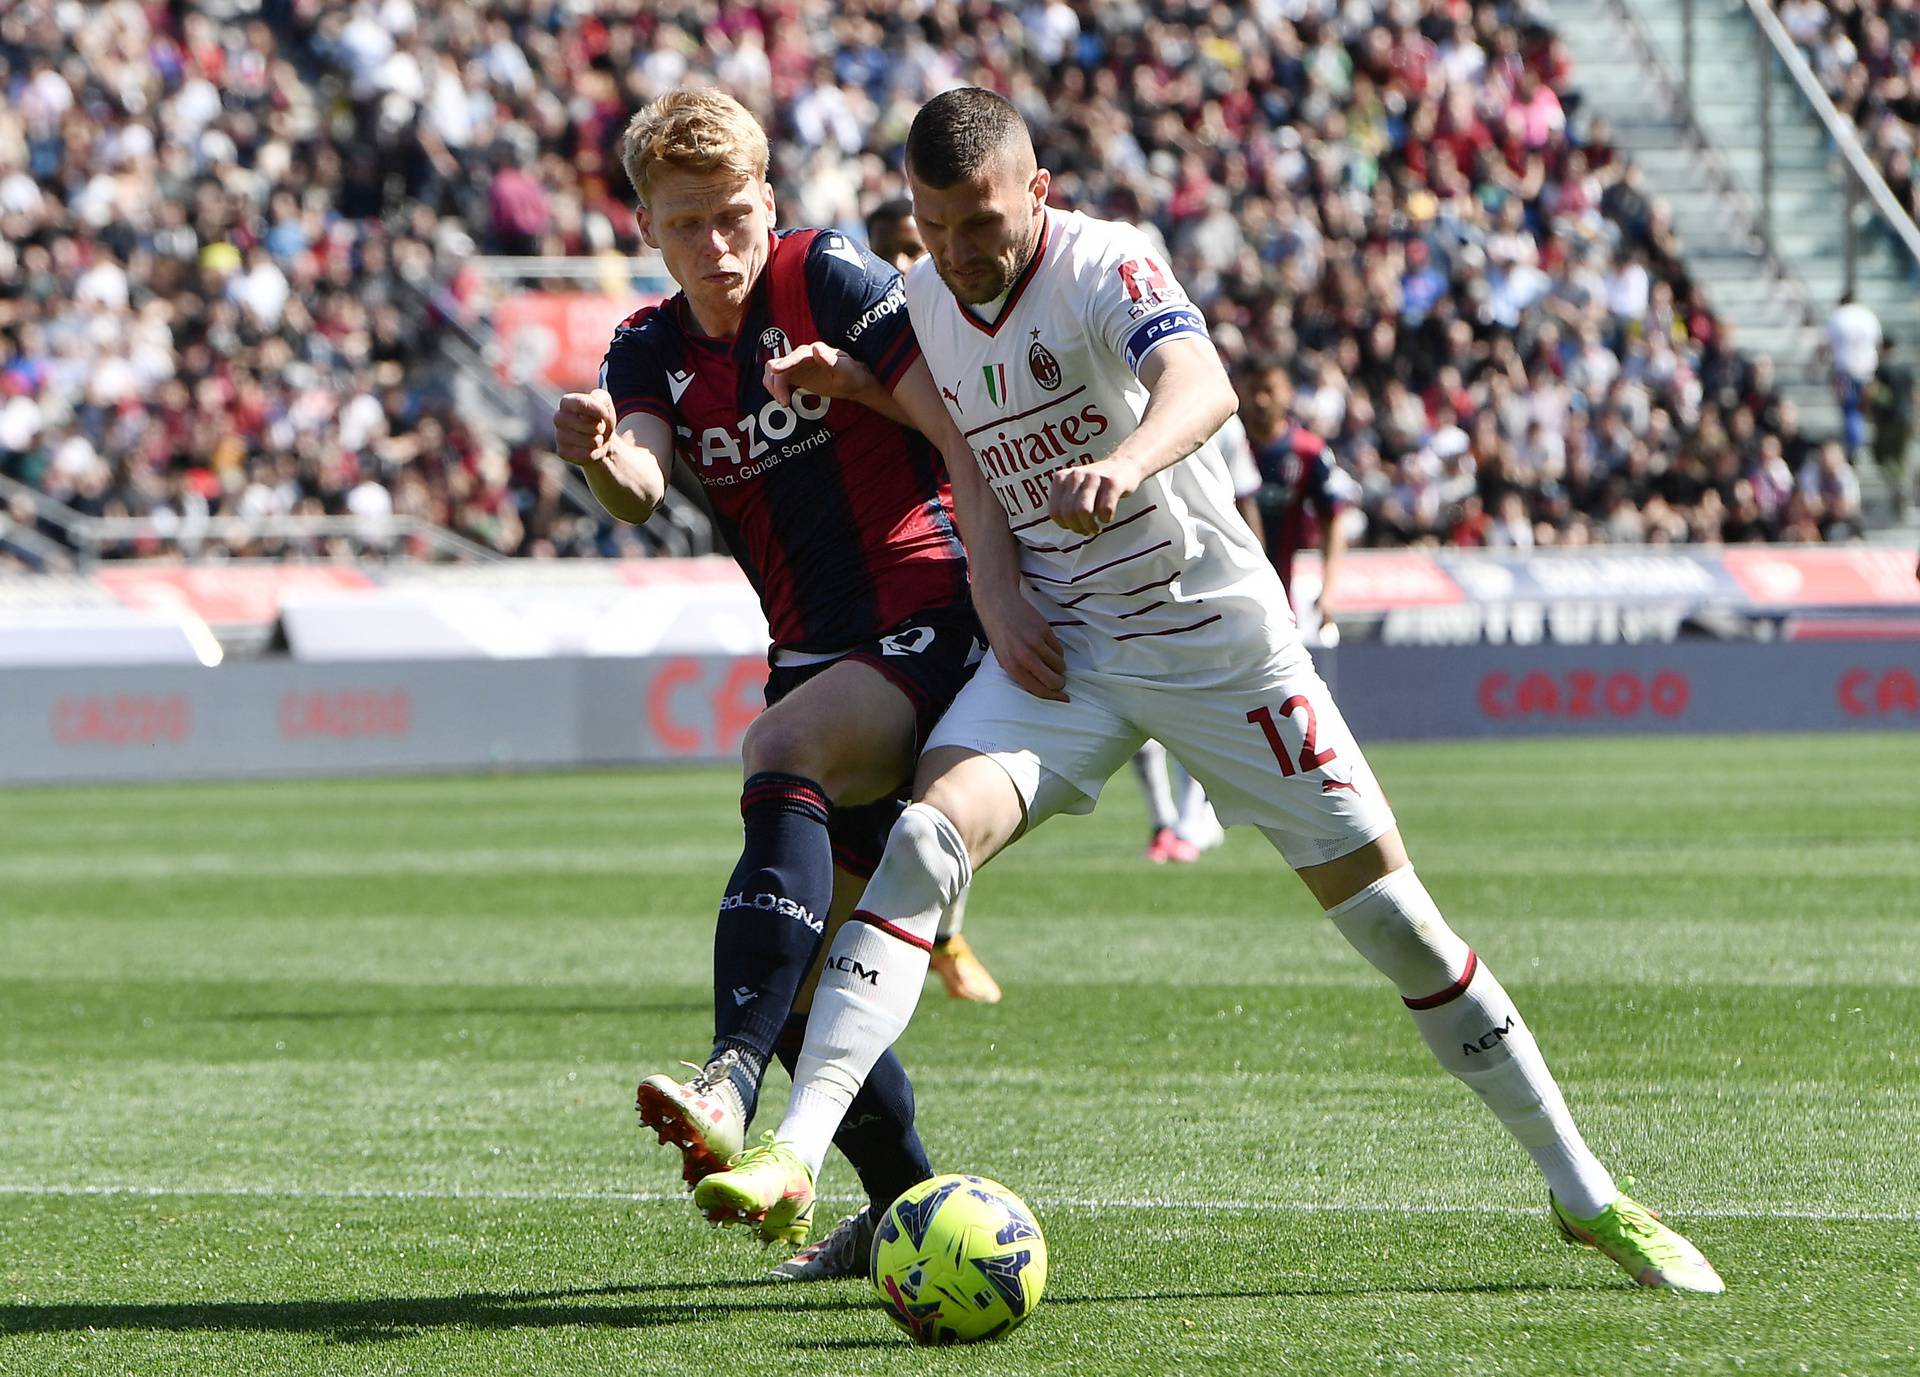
[941,268,1003,304]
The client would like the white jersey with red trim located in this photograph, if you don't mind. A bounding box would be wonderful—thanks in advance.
[906,207,1299,686]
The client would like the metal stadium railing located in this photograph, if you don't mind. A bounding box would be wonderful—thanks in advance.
[1742,0,1920,293]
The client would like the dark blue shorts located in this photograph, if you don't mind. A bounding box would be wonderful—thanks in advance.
[764,603,985,876]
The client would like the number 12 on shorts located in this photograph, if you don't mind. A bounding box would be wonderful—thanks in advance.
[1248,696,1338,777]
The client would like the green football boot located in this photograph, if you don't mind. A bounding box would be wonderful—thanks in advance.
[691,1135,816,1247]
[1552,1182,1725,1293]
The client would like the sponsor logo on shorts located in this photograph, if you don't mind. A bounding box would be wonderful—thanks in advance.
[732,986,758,1006]
[880,626,937,657]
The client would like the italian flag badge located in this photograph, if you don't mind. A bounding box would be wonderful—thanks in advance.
[983,362,1008,405]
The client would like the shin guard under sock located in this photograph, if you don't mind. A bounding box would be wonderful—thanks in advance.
[710,772,835,1117]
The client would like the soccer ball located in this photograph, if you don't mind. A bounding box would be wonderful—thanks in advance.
[870,1173,1048,1344]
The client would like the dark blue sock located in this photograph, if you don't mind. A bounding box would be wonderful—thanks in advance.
[711,772,834,1120]
[775,1014,933,1213]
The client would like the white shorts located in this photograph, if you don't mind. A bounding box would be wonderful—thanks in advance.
[923,647,1396,870]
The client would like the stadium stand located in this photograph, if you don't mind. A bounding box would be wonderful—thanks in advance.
[1781,0,1919,225]
[0,0,1887,568]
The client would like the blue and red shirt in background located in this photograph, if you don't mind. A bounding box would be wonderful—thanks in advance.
[1254,425,1350,592]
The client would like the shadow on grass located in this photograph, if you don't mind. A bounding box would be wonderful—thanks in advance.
[0,1277,1612,1345]
[213,998,703,1023]
[0,1281,863,1343]
[788,1278,1621,1350]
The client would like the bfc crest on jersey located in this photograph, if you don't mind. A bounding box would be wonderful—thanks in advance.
[760,325,791,357]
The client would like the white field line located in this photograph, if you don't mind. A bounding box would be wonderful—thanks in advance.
[0,1182,1910,1223]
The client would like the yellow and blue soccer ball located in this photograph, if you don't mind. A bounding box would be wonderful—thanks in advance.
[870,1173,1048,1344]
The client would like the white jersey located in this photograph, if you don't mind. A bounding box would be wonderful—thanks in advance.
[907,208,1298,686]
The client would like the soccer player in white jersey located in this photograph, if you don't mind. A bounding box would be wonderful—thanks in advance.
[698,88,1723,1294]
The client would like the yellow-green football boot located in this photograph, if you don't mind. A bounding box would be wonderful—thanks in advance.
[1552,1182,1724,1293]
[691,1135,816,1247]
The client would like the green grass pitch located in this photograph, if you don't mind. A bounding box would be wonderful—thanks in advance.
[3,733,1917,1375]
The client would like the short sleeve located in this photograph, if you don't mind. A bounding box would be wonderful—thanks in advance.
[599,310,675,428]
[1310,450,1362,515]
[1084,227,1211,376]
[805,232,920,388]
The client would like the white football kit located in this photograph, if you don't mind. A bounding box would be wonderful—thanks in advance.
[909,208,1394,867]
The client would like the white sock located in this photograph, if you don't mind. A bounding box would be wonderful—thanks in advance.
[1132,741,1177,831]
[1324,867,1617,1218]
[934,886,968,943]
[777,802,971,1178]
[1174,766,1210,836]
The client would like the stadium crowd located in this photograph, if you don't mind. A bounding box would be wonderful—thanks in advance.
[0,0,1877,571]
[1782,0,1920,225]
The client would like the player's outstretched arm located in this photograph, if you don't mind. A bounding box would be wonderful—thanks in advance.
[889,359,1067,702]
[553,389,672,525]
[1047,337,1239,535]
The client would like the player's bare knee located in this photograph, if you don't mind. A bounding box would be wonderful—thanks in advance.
[1295,831,1410,910]
[913,750,1023,866]
[741,708,833,788]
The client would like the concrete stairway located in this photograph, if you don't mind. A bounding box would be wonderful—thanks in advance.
[1551,0,1920,526]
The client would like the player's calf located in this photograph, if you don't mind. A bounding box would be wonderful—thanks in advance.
[775,802,971,1180]
[1323,864,1617,1220]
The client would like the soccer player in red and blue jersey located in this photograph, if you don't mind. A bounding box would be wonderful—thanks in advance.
[553,91,1059,1279]
[1239,357,1356,638]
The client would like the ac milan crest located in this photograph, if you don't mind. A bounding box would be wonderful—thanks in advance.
[760,326,791,357]
[1027,330,1062,391]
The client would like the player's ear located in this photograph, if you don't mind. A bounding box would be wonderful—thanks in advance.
[634,206,657,250]
[760,180,776,226]
[1029,167,1050,212]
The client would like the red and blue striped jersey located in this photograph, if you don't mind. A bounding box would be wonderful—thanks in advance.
[600,228,969,654]
[1253,426,1351,591]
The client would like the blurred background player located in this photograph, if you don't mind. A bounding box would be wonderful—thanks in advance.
[1239,358,1357,645]
[862,194,1001,1003]
[556,90,984,1273]
[865,198,926,275]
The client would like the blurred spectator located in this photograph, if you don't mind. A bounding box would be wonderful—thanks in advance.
[1826,293,1883,455]
[1868,337,1915,513]
[865,198,924,273]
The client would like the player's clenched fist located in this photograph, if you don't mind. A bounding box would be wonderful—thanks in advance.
[554,388,618,467]
[764,341,875,407]
[1048,458,1138,536]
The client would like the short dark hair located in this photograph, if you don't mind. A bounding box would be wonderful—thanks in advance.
[905,87,1030,188]
[865,198,913,240]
